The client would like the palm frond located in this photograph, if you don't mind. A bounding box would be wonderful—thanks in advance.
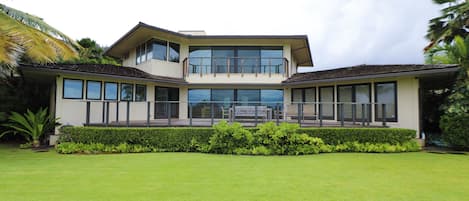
[0,3,80,49]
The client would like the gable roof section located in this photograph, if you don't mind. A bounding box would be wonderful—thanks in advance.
[18,63,186,84]
[105,22,313,66]
[283,64,459,85]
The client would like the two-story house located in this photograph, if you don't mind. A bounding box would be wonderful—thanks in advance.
[18,22,459,141]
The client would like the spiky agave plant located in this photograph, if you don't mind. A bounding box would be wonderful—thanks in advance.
[1,108,60,147]
[0,3,79,68]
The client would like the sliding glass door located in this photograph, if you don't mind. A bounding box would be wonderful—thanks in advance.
[155,87,179,118]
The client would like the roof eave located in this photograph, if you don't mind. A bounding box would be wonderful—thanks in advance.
[283,67,459,86]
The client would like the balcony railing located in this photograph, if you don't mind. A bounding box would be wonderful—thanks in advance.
[81,100,393,127]
[182,57,289,77]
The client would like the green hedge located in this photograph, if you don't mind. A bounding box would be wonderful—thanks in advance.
[59,125,417,153]
[59,127,213,152]
[299,128,416,145]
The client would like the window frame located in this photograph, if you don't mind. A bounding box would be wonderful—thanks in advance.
[318,86,335,120]
[374,81,398,122]
[135,84,147,102]
[86,80,102,100]
[62,78,84,99]
[120,83,134,102]
[104,82,119,101]
[336,83,371,121]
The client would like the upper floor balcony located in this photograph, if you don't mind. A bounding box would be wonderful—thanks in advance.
[183,57,289,78]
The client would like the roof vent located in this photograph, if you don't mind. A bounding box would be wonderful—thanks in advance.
[178,30,206,35]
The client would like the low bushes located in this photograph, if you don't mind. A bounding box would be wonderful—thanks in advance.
[59,127,212,152]
[299,127,416,145]
[57,122,419,155]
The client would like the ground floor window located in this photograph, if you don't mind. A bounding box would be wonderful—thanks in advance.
[120,83,134,101]
[86,80,102,100]
[337,84,371,121]
[63,79,83,99]
[135,84,147,101]
[188,88,283,118]
[104,82,118,100]
[155,87,179,118]
[375,82,397,122]
[319,86,334,120]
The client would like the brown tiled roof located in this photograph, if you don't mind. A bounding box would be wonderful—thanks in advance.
[19,63,186,84]
[283,64,459,84]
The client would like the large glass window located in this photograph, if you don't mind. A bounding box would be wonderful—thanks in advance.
[212,48,235,73]
[188,89,211,118]
[155,87,179,118]
[135,84,147,102]
[169,42,180,62]
[63,79,83,99]
[319,86,334,119]
[237,89,260,106]
[189,47,211,74]
[261,89,283,110]
[337,84,370,121]
[212,89,235,118]
[86,81,101,100]
[120,83,134,101]
[238,48,260,73]
[152,39,167,61]
[261,47,283,73]
[375,82,397,122]
[188,46,283,74]
[104,82,118,100]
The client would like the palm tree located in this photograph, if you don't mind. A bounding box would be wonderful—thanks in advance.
[425,0,469,51]
[0,3,79,71]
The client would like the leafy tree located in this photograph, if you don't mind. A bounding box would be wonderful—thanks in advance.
[425,0,469,51]
[425,0,469,148]
[62,38,120,65]
[0,3,79,71]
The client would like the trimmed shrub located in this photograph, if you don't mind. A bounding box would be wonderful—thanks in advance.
[57,123,418,154]
[59,127,213,152]
[299,127,416,145]
[440,113,469,149]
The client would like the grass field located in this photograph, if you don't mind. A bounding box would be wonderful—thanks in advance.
[0,144,468,201]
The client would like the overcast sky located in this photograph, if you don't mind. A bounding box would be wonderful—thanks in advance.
[1,0,443,71]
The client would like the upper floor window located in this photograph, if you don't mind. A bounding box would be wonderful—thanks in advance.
[188,46,283,74]
[136,39,179,65]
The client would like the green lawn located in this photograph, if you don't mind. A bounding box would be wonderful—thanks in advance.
[0,144,468,201]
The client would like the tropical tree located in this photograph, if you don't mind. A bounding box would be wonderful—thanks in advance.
[61,38,120,65]
[1,108,60,147]
[425,0,469,51]
[0,3,79,71]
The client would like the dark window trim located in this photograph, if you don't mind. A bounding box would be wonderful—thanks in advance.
[374,81,398,122]
[104,82,119,101]
[336,83,372,121]
[291,87,316,103]
[86,80,102,100]
[135,84,147,102]
[318,86,335,120]
[120,83,134,101]
[62,78,84,99]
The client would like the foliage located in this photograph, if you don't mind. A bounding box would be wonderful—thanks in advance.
[323,140,421,153]
[1,108,59,147]
[59,127,213,152]
[298,127,416,145]
[56,142,155,154]
[425,0,469,51]
[0,4,79,68]
[208,121,253,154]
[59,38,120,65]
